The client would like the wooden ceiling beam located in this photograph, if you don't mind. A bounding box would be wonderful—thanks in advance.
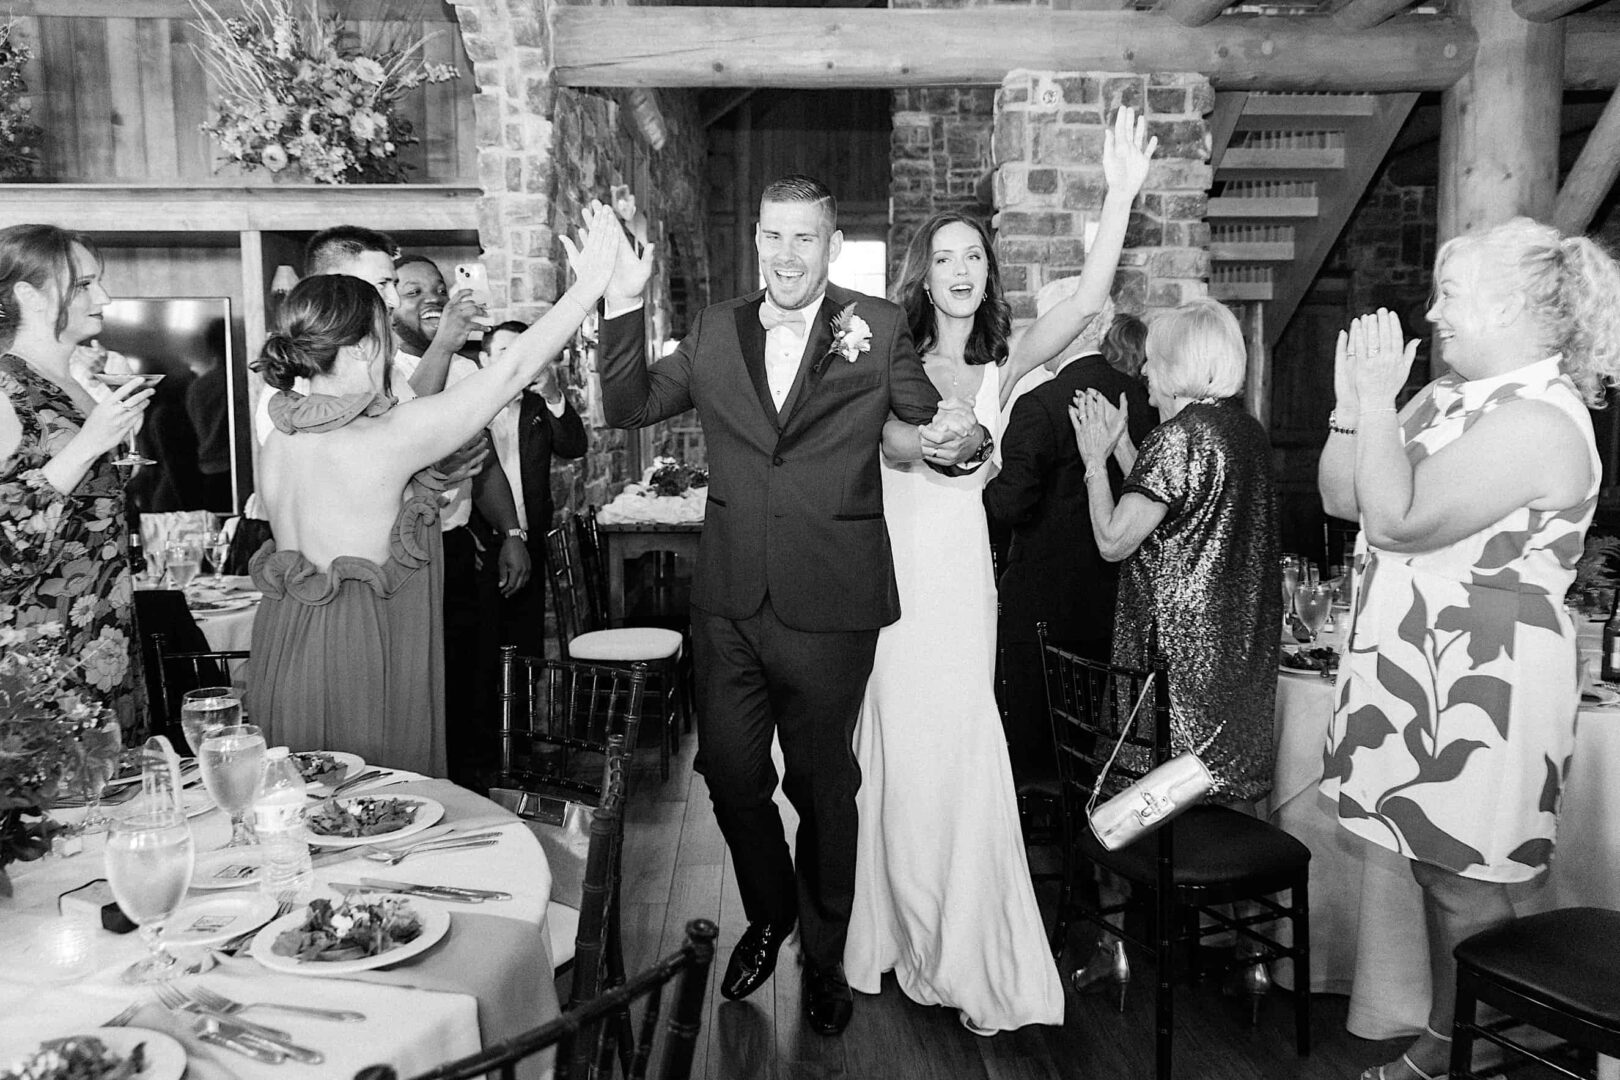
[1511,0,1596,23]
[1553,87,1620,236]
[1330,0,1418,32]
[551,9,1483,91]
[1156,0,1233,29]
[1567,15,1620,90]
[10,0,456,19]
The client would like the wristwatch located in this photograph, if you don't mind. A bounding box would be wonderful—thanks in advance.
[964,426,995,466]
[506,528,527,542]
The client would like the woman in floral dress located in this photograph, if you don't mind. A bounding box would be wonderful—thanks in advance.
[1318,220,1620,1080]
[0,225,154,731]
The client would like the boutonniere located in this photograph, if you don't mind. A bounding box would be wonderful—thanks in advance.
[826,303,872,365]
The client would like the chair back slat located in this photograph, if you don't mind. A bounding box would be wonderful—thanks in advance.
[149,632,250,740]
[1038,623,1167,809]
[547,519,604,654]
[497,647,646,804]
[353,920,719,1080]
[574,508,609,629]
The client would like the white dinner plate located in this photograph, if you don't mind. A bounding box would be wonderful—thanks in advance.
[189,596,256,615]
[298,750,365,792]
[166,893,280,947]
[304,795,444,849]
[191,846,264,890]
[1278,663,1323,678]
[1580,685,1620,709]
[0,1028,185,1080]
[249,895,451,975]
[181,788,216,818]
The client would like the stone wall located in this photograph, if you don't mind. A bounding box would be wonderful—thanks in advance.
[890,88,995,284]
[1339,174,1438,317]
[447,0,709,519]
[991,70,1213,324]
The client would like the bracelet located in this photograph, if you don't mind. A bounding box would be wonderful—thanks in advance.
[1084,469,1108,483]
[1328,409,1356,437]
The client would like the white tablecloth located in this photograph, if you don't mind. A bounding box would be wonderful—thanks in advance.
[0,777,554,1079]
[1270,619,1620,1039]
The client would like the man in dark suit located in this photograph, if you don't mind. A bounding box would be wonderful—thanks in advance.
[480,319,588,659]
[592,176,986,1035]
[985,293,1154,781]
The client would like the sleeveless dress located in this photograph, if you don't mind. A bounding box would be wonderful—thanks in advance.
[1321,356,1598,883]
[245,390,447,777]
[844,360,1065,1033]
[0,354,144,730]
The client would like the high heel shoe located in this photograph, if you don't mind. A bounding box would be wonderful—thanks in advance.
[1225,945,1272,1027]
[1357,1024,1452,1080]
[1070,938,1130,1013]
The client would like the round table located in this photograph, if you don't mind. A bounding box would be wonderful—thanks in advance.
[0,775,556,1080]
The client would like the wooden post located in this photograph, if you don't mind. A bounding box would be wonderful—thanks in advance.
[1244,300,1269,429]
[1553,88,1620,236]
[1437,0,1563,243]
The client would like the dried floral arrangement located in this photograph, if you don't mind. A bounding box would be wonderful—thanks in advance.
[0,21,42,180]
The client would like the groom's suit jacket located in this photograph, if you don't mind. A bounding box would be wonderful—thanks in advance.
[599,283,941,632]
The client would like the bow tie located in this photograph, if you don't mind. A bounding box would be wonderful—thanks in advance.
[759,303,809,335]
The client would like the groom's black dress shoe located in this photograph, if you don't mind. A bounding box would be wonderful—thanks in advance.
[803,961,854,1036]
[721,921,794,1001]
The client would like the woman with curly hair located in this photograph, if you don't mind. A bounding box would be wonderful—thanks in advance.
[842,107,1157,1034]
[0,224,153,732]
[1318,218,1620,1080]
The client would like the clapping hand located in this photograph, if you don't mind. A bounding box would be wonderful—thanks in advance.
[1073,388,1127,457]
[1347,307,1418,411]
[1103,105,1158,200]
[561,199,654,309]
[919,397,979,465]
[1068,391,1121,474]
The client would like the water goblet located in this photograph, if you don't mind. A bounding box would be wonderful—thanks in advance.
[165,541,202,591]
[92,370,166,467]
[1294,583,1334,644]
[198,723,266,848]
[179,688,241,757]
[69,718,123,837]
[208,529,232,584]
[105,805,200,983]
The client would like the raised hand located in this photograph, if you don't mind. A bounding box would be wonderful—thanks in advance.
[1102,104,1158,199]
[561,200,653,308]
[433,287,488,352]
[77,378,154,458]
[1349,307,1418,410]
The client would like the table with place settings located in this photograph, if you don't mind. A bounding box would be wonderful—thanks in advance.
[0,770,557,1080]
[1268,615,1620,1041]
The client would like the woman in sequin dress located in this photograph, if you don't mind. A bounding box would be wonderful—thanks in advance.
[0,225,154,733]
[1070,297,1281,802]
[1318,220,1620,1080]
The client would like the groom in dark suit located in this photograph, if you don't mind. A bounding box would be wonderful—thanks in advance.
[594,176,987,1035]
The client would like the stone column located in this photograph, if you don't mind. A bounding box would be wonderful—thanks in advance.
[890,88,996,282]
[991,71,1213,324]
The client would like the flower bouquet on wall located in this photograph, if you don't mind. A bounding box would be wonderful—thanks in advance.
[0,623,121,895]
[189,0,457,184]
[0,21,42,180]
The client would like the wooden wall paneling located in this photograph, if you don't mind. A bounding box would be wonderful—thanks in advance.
[170,18,214,181]
[420,20,458,179]
[449,23,476,181]
[136,17,180,180]
[34,17,79,180]
[70,17,115,179]
[104,18,148,178]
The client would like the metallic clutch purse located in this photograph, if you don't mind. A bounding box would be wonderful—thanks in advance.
[1086,673,1214,852]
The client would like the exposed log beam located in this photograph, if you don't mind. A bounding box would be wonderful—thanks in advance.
[1330,0,1417,32]
[551,9,1481,91]
[1553,88,1620,235]
[10,0,456,18]
[1512,0,1595,22]
[1156,0,1233,28]
[1565,15,1620,89]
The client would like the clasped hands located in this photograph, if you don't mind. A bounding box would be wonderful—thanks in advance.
[918,398,982,466]
[1068,389,1128,474]
[1335,307,1418,420]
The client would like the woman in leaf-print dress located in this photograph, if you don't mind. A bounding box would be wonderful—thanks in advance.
[0,225,153,733]
[1318,219,1620,1080]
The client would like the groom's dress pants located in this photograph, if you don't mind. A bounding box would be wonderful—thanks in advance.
[690,595,878,970]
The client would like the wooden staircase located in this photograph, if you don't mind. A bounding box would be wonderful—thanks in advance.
[1206,91,1419,348]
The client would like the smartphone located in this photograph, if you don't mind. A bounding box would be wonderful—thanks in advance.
[454,262,495,339]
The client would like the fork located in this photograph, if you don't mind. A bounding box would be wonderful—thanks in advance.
[102,1003,141,1028]
[218,889,297,955]
[153,983,293,1043]
[361,833,502,866]
[327,769,386,797]
[190,983,365,1023]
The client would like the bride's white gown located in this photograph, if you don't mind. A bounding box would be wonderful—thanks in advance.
[844,360,1065,1032]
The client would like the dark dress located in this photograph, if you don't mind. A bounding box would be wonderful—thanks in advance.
[1113,400,1280,801]
[0,355,145,730]
[245,390,446,777]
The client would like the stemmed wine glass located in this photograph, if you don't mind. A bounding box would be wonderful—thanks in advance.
[1294,583,1334,644]
[1280,554,1306,625]
[92,370,166,467]
[165,540,202,591]
[105,803,198,983]
[207,528,232,584]
[180,688,241,758]
[197,723,265,848]
[68,718,122,837]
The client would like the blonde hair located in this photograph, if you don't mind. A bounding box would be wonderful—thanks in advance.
[1435,218,1620,407]
[1144,298,1247,401]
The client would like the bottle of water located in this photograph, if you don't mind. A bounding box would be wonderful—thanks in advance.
[254,746,313,900]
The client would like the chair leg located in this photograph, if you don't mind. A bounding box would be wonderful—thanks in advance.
[1292,876,1311,1057]
[1156,890,1175,1080]
[1449,970,1477,1080]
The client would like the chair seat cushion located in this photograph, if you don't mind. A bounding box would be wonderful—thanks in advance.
[568,627,683,662]
[547,900,580,972]
[1081,804,1310,889]
[1455,907,1620,1030]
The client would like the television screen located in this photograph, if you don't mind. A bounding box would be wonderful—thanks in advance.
[97,298,242,515]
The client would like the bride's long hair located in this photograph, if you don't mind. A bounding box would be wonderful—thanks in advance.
[893,212,1011,367]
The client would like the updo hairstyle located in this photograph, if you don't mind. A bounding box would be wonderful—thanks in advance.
[0,224,101,351]
[253,274,391,391]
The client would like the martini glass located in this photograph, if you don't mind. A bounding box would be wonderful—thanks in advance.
[93,371,165,467]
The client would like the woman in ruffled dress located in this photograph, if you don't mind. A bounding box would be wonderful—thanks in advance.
[245,204,618,775]
[0,224,153,730]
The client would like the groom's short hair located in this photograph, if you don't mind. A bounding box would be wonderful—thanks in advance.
[760,175,837,232]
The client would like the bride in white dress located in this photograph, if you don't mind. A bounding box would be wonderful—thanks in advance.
[843,108,1157,1034]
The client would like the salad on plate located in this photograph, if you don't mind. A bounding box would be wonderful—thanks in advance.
[289,752,347,788]
[307,796,419,839]
[1,1036,146,1080]
[271,896,422,963]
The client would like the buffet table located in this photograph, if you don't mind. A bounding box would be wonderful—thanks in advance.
[0,776,556,1080]
[1269,619,1620,1040]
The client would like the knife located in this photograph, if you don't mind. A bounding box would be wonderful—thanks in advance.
[197,1029,286,1065]
[360,876,513,901]
[197,1015,325,1065]
[330,880,483,903]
